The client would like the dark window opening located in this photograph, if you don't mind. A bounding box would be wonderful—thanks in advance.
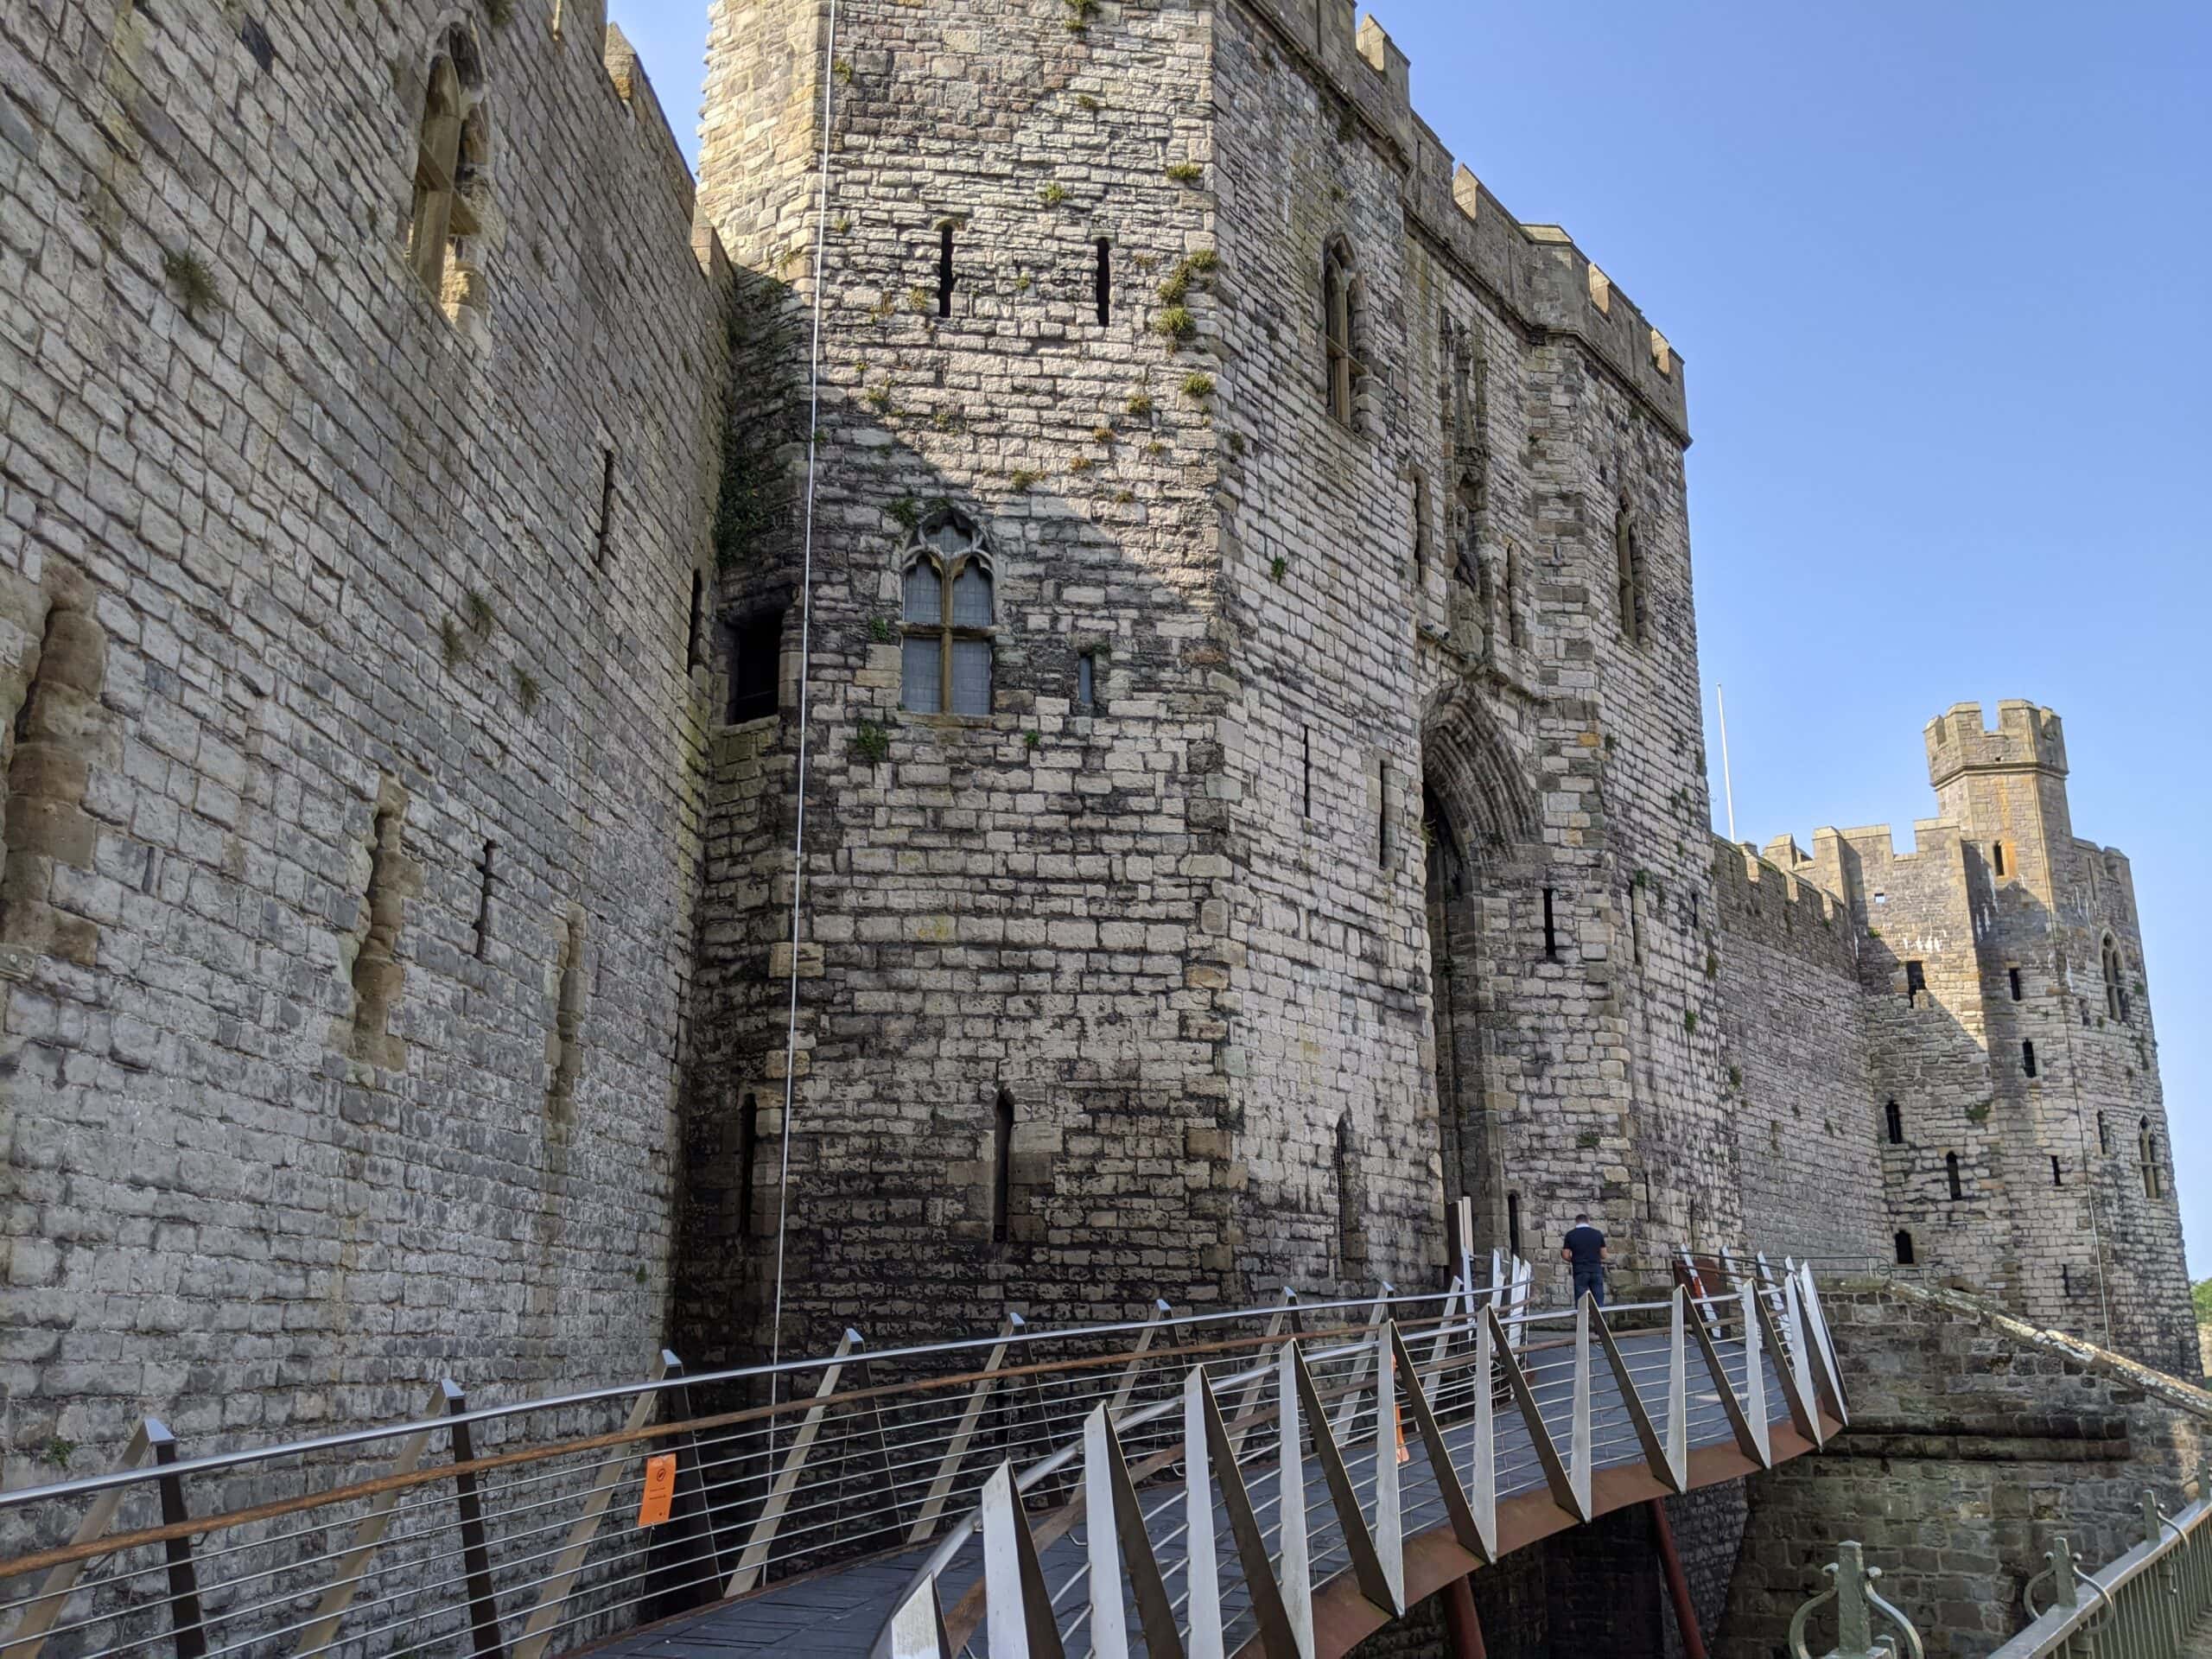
[726,608,785,724]
[1076,652,1096,712]
[687,571,706,670]
[472,839,496,961]
[1542,888,1558,958]
[1894,1230,1915,1266]
[2022,1039,2038,1079]
[1947,1151,1963,1200]
[2062,1262,2072,1298]
[595,447,617,569]
[991,1087,1014,1243]
[1335,1113,1359,1274]
[2050,1154,2063,1188]
[1613,506,1646,645]
[938,225,956,318]
[1322,242,1363,429]
[2103,937,2126,1020]
[1885,1100,1903,1145]
[1992,842,2007,877]
[1094,238,1111,326]
[2098,1111,2110,1154]
[736,1092,760,1236]
[1301,725,1313,819]
[1507,1192,1522,1259]
[1377,763,1389,870]
[1904,959,1927,1004]
[2141,1119,2161,1198]
[2009,967,2023,1001]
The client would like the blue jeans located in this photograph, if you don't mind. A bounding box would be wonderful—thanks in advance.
[1573,1266,1606,1307]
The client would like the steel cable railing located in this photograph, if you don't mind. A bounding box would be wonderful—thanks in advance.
[1,1253,1847,1659]
[883,1255,1850,1659]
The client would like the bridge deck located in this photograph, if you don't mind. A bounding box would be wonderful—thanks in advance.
[588,1329,1790,1659]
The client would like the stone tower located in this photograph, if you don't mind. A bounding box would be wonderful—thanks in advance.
[1815,702,2190,1371]
[678,0,1744,1366]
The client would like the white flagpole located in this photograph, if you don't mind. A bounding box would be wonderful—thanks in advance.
[1716,683,1738,843]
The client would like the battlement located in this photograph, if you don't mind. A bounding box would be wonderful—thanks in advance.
[599,23,729,281]
[1709,834,1855,973]
[1925,701,2068,787]
[1236,0,1689,436]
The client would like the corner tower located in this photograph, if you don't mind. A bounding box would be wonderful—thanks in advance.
[1830,704,2190,1372]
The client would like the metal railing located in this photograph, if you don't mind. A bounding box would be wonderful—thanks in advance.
[0,1241,1845,1659]
[1994,1491,2212,1657]
[883,1257,1848,1659]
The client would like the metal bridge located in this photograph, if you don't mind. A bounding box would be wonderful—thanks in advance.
[0,1254,1847,1659]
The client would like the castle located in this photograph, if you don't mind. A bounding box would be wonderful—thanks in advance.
[0,0,2196,1651]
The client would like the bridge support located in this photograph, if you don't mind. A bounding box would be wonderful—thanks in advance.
[1440,1575,1486,1659]
[1648,1499,1707,1659]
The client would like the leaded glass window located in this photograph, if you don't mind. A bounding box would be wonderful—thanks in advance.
[899,513,995,716]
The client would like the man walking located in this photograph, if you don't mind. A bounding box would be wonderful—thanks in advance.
[1561,1213,1609,1307]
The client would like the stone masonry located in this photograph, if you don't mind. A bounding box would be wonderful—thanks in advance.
[0,0,2197,1653]
[1,0,729,1463]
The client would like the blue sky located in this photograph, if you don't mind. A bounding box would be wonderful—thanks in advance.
[609,2,2212,1272]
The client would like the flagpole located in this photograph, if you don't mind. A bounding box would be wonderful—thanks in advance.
[1716,683,1738,842]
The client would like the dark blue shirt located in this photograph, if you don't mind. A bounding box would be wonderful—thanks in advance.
[1563,1225,1607,1268]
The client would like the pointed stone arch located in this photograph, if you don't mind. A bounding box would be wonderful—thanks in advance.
[1417,696,1543,1265]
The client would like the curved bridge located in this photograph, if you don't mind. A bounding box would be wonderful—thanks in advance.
[0,1262,1845,1659]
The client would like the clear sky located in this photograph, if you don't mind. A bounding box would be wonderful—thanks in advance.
[608,2,2212,1270]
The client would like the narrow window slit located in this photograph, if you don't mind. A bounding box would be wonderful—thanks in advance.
[1885,1100,1903,1145]
[938,225,956,318]
[991,1087,1015,1243]
[736,1092,760,1236]
[1542,888,1558,958]
[472,840,496,960]
[1947,1151,1963,1200]
[2022,1039,2038,1079]
[1894,1230,1915,1266]
[595,448,616,568]
[1094,239,1111,325]
[687,571,706,670]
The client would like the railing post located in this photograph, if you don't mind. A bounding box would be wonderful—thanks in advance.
[146,1421,207,1659]
[1229,1289,1296,1459]
[445,1382,508,1659]
[1109,1299,1173,1423]
[1333,1283,1395,1435]
[1786,1542,1923,1659]
[0,1421,153,1659]
[728,1329,861,1595]
[907,1313,1020,1545]
[511,1352,672,1659]
[294,1383,453,1659]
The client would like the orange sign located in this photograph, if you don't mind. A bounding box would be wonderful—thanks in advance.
[638,1454,677,1527]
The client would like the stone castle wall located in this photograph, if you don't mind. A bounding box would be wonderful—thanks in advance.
[1708,838,1886,1265]
[0,0,730,1461]
[1720,1280,2212,1658]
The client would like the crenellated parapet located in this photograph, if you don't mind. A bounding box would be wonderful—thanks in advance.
[1237,0,1690,436]
[1709,833,1856,973]
[1926,699,2069,787]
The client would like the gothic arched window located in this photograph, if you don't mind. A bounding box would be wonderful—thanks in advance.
[1614,503,1646,645]
[405,26,491,334]
[1322,240,1363,429]
[2103,935,2127,1020]
[899,513,995,715]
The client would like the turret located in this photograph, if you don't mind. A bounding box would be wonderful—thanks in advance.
[1925,700,2068,790]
